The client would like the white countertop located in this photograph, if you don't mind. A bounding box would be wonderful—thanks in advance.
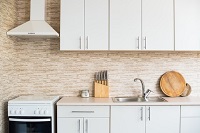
[57,96,200,106]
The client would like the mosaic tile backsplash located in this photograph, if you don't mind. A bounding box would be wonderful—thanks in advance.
[1,0,200,132]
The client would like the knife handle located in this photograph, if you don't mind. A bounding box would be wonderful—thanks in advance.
[105,80,108,86]
[102,80,105,85]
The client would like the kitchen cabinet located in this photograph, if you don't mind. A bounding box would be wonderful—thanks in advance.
[175,0,200,50]
[110,0,141,50]
[111,106,145,133]
[181,106,200,133]
[57,106,109,133]
[110,0,174,50]
[111,106,180,133]
[142,0,174,50]
[58,118,109,133]
[58,118,83,133]
[83,118,109,133]
[145,106,180,133]
[60,0,108,50]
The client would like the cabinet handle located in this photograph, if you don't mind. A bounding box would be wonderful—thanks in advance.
[137,36,140,49]
[78,119,81,133]
[86,36,89,49]
[148,107,151,121]
[72,111,95,113]
[140,107,143,121]
[80,36,82,49]
[144,37,147,49]
[86,119,88,133]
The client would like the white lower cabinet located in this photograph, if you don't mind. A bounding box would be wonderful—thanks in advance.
[111,106,145,133]
[57,105,200,133]
[57,106,110,133]
[146,106,180,133]
[58,118,83,133]
[84,118,109,133]
[111,106,180,133]
[181,106,200,133]
[58,118,109,133]
[181,118,200,133]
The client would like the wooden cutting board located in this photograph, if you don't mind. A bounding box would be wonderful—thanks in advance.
[160,71,186,97]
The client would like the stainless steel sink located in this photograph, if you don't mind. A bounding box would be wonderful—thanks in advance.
[112,96,167,102]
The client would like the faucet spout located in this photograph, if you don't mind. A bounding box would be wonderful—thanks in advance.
[144,89,152,101]
[134,78,152,101]
[134,78,145,98]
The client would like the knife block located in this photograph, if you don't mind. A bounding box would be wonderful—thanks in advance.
[94,82,109,98]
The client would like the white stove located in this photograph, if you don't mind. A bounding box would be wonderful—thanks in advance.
[8,95,60,133]
[9,95,59,104]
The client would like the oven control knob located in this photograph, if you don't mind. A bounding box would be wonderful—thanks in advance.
[34,110,39,115]
[10,110,15,114]
[15,110,20,114]
[20,110,25,114]
[44,110,49,114]
[39,110,44,115]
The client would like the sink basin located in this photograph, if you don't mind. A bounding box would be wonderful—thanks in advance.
[112,97,167,102]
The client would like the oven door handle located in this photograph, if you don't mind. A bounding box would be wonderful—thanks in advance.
[9,118,51,122]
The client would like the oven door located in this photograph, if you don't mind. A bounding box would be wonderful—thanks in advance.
[9,117,52,133]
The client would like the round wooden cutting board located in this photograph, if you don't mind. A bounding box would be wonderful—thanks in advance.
[160,71,186,97]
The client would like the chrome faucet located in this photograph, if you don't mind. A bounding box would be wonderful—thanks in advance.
[134,78,152,101]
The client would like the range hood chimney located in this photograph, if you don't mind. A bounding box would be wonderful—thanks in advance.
[7,0,59,38]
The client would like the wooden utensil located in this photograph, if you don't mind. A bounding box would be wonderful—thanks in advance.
[94,82,109,98]
[181,83,191,97]
[160,71,186,97]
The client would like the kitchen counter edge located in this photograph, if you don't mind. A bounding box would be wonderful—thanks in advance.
[56,96,200,106]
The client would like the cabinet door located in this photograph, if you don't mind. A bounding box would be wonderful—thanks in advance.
[175,0,200,50]
[111,106,145,133]
[60,0,84,50]
[57,118,83,133]
[110,0,141,50]
[142,0,174,50]
[146,106,180,133]
[181,106,200,133]
[181,118,200,133]
[85,0,108,50]
[84,118,109,133]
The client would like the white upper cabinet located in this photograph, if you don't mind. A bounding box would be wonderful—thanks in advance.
[142,0,174,50]
[60,0,84,50]
[60,0,108,50]
[175,0,200,50]
[85,0,108,50]
[110,0,174,50]
[60,0,200,51]
[110,0,141,50]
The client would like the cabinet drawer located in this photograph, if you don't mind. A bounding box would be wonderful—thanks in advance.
[181,106,200,117]
[57,106,110,118]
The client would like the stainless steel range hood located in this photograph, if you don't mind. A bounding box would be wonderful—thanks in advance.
[7,0,59,38]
